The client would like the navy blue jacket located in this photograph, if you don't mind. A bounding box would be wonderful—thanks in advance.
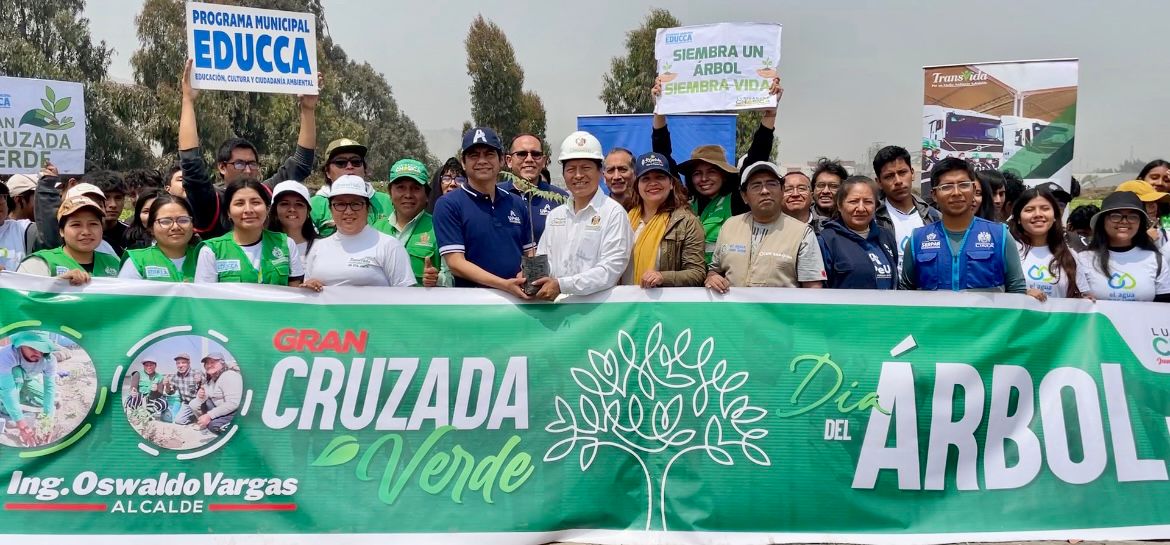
[818,219,899,290]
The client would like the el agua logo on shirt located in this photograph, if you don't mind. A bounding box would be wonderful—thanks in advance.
[508,211,522,225]
[216,259,242,273]
[1108,272,1137,290]
[144,266,171,278]
[1027,265,1055,283]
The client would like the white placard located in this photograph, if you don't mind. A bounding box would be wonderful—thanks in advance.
[0,76,86,174]
[185,2,318,95]
[654,23,782,115]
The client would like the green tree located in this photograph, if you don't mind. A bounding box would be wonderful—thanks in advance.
[0,0,153,171]
[600,8,680,114]
[465,15,545,145]
[131,0,433,182]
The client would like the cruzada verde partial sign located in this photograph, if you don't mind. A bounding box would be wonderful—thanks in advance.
[0,76,86,175]
[1,274,1170,544]
[654,22,782,115]
[185,2,318,95]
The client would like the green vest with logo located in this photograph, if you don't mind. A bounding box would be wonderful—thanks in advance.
[201,230,292,285]
[310,191,394,237]
[123,246,200,283]
[373,212,438,284]
[25,247,121,278]
[692,193,731,263]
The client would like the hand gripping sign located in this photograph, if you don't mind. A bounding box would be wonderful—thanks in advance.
[185,2,319,95]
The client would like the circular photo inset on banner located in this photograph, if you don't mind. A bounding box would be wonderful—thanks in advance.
[0,330,98,448]
[122,335,243,451]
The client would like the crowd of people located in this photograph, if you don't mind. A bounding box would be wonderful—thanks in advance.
[1,66,1168,303]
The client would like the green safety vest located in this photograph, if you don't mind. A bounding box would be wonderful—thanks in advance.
[24,247,121,278]
[201,230,292,285]
[372,212,438,285]
[137,372,165,396]
[123,246,200,283]
[691,193,731,263]
[310,191,394,237]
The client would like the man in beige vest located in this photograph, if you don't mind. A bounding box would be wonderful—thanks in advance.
[706,161,826,292]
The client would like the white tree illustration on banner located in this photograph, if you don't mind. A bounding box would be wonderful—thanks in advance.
[544,323,770,531]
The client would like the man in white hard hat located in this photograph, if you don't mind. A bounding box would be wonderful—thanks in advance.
[501,133,569,243]
[533,131,633,301]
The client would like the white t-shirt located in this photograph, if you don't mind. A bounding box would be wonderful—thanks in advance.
[295,241,309,267]
[886,202,924,275]
[194,236,304,283]
[1075,247,1170,302]
[118,256,188,280]
[0,219,31,271]
[1019,245,1070,299]
[305,226,415,287]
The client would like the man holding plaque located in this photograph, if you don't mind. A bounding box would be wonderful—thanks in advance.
[434,127,535,298]
[532,132,633,301]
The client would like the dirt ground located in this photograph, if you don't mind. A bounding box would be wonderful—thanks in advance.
[0,348,97,448]
[132,418,216,450]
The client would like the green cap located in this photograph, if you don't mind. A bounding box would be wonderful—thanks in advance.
[389,159,429,187]
[10,331,55,355]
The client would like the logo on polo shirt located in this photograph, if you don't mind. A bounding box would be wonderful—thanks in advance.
[508,210,522,225]
[591,215,601,226]
[216,260,242,273]
[417,232,432,246]
[975,230,994,249]
[144,266,171,278]
[540,203,552,216]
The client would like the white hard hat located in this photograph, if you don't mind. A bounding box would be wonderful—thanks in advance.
[558,131,604,162]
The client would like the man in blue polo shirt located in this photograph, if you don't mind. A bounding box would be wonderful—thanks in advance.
[434,127,535,297]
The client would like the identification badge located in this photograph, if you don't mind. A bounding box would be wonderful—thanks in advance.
[215,259,242,273]
[144,266,171,278]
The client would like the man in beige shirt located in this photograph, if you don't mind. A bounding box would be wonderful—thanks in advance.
[706,161,826,292]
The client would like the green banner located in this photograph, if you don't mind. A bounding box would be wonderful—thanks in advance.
[1,274,1169,544]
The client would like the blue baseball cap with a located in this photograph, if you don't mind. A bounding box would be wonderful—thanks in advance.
[635,152,673,179]
[461,127,503,155]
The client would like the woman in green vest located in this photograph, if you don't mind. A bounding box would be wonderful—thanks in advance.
[649,76,781,262]
[17,195,121,284]
[194,179,305,286]
[119,194,200,282]
[268,180,317,268]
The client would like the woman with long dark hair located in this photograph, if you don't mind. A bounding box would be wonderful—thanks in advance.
[194,179,304,286]
[1075,191,1170,302]
[1138,159,1170,192]
[119,194,200,282]
[122,189,164,251]
[268,180,317,266]
[427,157,465,213]
[1009,188,1078,300]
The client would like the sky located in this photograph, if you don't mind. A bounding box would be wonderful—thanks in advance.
[84,0,1170,173]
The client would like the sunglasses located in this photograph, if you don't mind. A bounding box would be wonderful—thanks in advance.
[330,158,365,168]
[510,150,544,159]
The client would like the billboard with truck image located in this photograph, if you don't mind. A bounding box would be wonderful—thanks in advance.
[921,59,1077,194]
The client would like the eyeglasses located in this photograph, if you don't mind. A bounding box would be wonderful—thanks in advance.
[155,216,193,228]
[782,185,811,195]
[440,175,459,182]
[814,183,841,192]
[330,201,367,212]
[933,181,976,194]
[330,158,365,168]
[510,150,544,159]
[746,180,782,193]
[1106,212,1141,224]
[227,160,260,171]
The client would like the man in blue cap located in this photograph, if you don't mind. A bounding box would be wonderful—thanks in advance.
[0,331,59,445]
[434,127,535,298]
